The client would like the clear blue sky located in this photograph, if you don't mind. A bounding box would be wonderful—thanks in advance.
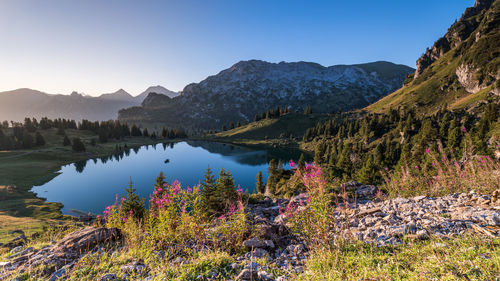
[0,0,473,96]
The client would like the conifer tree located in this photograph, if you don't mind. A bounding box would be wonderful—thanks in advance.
[121,177,145,220]
[35,132,45,146]
[256,171,264,194]
[63,135,71,146]
[72,137,86,152]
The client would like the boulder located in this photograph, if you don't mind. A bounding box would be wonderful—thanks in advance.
[52,227,121,257]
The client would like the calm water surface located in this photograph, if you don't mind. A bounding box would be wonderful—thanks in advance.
[32,141,305,215]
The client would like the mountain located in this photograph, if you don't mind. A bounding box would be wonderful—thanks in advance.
[135,85,179,102]
[118,60,414,130]
[99,89,136,102]
[368,0,499,114]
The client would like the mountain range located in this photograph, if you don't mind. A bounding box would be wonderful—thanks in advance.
[118,60,414,130]
[0,86,179,122]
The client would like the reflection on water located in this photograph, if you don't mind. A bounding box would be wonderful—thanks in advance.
[32,141,308,215]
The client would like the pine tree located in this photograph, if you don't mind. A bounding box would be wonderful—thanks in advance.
[200,166,218,217]
[35,132,45,146]
[155,172,166,187]
[297,153,305,170]
[63,135,71,146]
[266,159,278,195]
[256,171,264,194]
[121,177,145,220]
[214,168,237,211]
[21,131,34,149]
[72,137,86,152]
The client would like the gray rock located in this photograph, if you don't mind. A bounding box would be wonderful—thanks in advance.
[236,268,259,280]
[258,270,274,280]
[50,268,66,281]
[100,273,117,281]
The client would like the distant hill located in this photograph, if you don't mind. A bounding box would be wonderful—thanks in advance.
[119,60,414,130]
[135,86,180,102]
[0,86,175,122]
[368,0,499,114]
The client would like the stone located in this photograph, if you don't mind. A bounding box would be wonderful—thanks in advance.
[100,273,117,281]
[258,270,274,280]
[236,268,258,280]
[249,248,268,258]
[243,238,265,249]
[50,268,66,281]
[121,261,146,274]
[52,227,121,257]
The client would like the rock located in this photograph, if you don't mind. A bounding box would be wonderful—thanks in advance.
[236,268,259,280]
[258,270,274,280]
[100,273,117,281]
[121,261,146,274]
[7,230,24,235]
[12,234,26,242]
[50,268,66,281]
[52,227,121,257]
[249,248,268,258]
[263,240,275,249]
[243,238,265,249]
[10,246,23,254]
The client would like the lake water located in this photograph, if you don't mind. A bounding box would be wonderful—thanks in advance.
[32,141,305,215]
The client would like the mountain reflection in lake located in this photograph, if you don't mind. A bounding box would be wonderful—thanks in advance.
[32,141,307,215]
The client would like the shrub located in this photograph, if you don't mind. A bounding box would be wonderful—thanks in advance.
[382,142,500,197]
[72,137,86,152]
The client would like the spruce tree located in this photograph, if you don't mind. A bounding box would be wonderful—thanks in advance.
[72,137,86,152]
[256,171,264,194]
[35,132,45,146]
[297,153,305,170]
[121,177,145,220]
[63,135,71,146]
[200,166,218,217]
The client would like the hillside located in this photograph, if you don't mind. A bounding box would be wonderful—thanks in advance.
[119,60,414,130]
[368,0,499,114]
[0,86,175,122]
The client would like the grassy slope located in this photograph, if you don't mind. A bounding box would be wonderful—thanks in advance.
[367,1,499,115]
[0,128,163,243]
[206,113,328,148]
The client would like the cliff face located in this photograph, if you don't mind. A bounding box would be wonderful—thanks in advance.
[415,0,496,78]
[369,0,499,114]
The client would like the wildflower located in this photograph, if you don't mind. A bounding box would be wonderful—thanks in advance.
[105,205,112,210]
[129,210,133,215]
[425,147,431,154]
[289,160,297,169]
[415,165,419,169]
[461,126,467,133]
[236,185,243,194]
[121,197,126,202]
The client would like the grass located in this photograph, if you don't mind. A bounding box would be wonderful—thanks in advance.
[207,113,328,146]
[299,235,499,281]
[0,127,169,244]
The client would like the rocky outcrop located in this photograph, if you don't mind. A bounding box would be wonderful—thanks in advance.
[2,189,498,280]
[0,227,120,280]
[415,0,495,78]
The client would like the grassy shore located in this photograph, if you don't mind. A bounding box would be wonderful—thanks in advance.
[0,127,168,243]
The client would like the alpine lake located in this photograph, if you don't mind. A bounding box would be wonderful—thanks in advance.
[31,141,306,216]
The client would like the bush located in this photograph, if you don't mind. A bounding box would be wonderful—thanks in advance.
[72,137,86,152]
[382,142,500,197]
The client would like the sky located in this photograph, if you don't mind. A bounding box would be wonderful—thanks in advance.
[0,0,474,96]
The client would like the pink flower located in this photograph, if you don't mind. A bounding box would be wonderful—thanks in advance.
[289,160,297,169]
[236,185,243,194]
[461,127,467,133]
[425,148,431,154]
[106,206,112,210]
[121,197,126,202]
[415,165,419,169]
[129,210,133,215]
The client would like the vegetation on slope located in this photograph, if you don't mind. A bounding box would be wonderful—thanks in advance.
[368,0,499,114]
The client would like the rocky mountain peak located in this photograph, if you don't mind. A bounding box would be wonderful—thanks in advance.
[414,0,496,78]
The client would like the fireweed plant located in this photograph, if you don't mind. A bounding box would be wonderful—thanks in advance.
[100,173,250,255]
[282,161,338,248]
[382,141,500,198]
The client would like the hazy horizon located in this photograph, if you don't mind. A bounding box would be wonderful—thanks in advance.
[0,0,473,96]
